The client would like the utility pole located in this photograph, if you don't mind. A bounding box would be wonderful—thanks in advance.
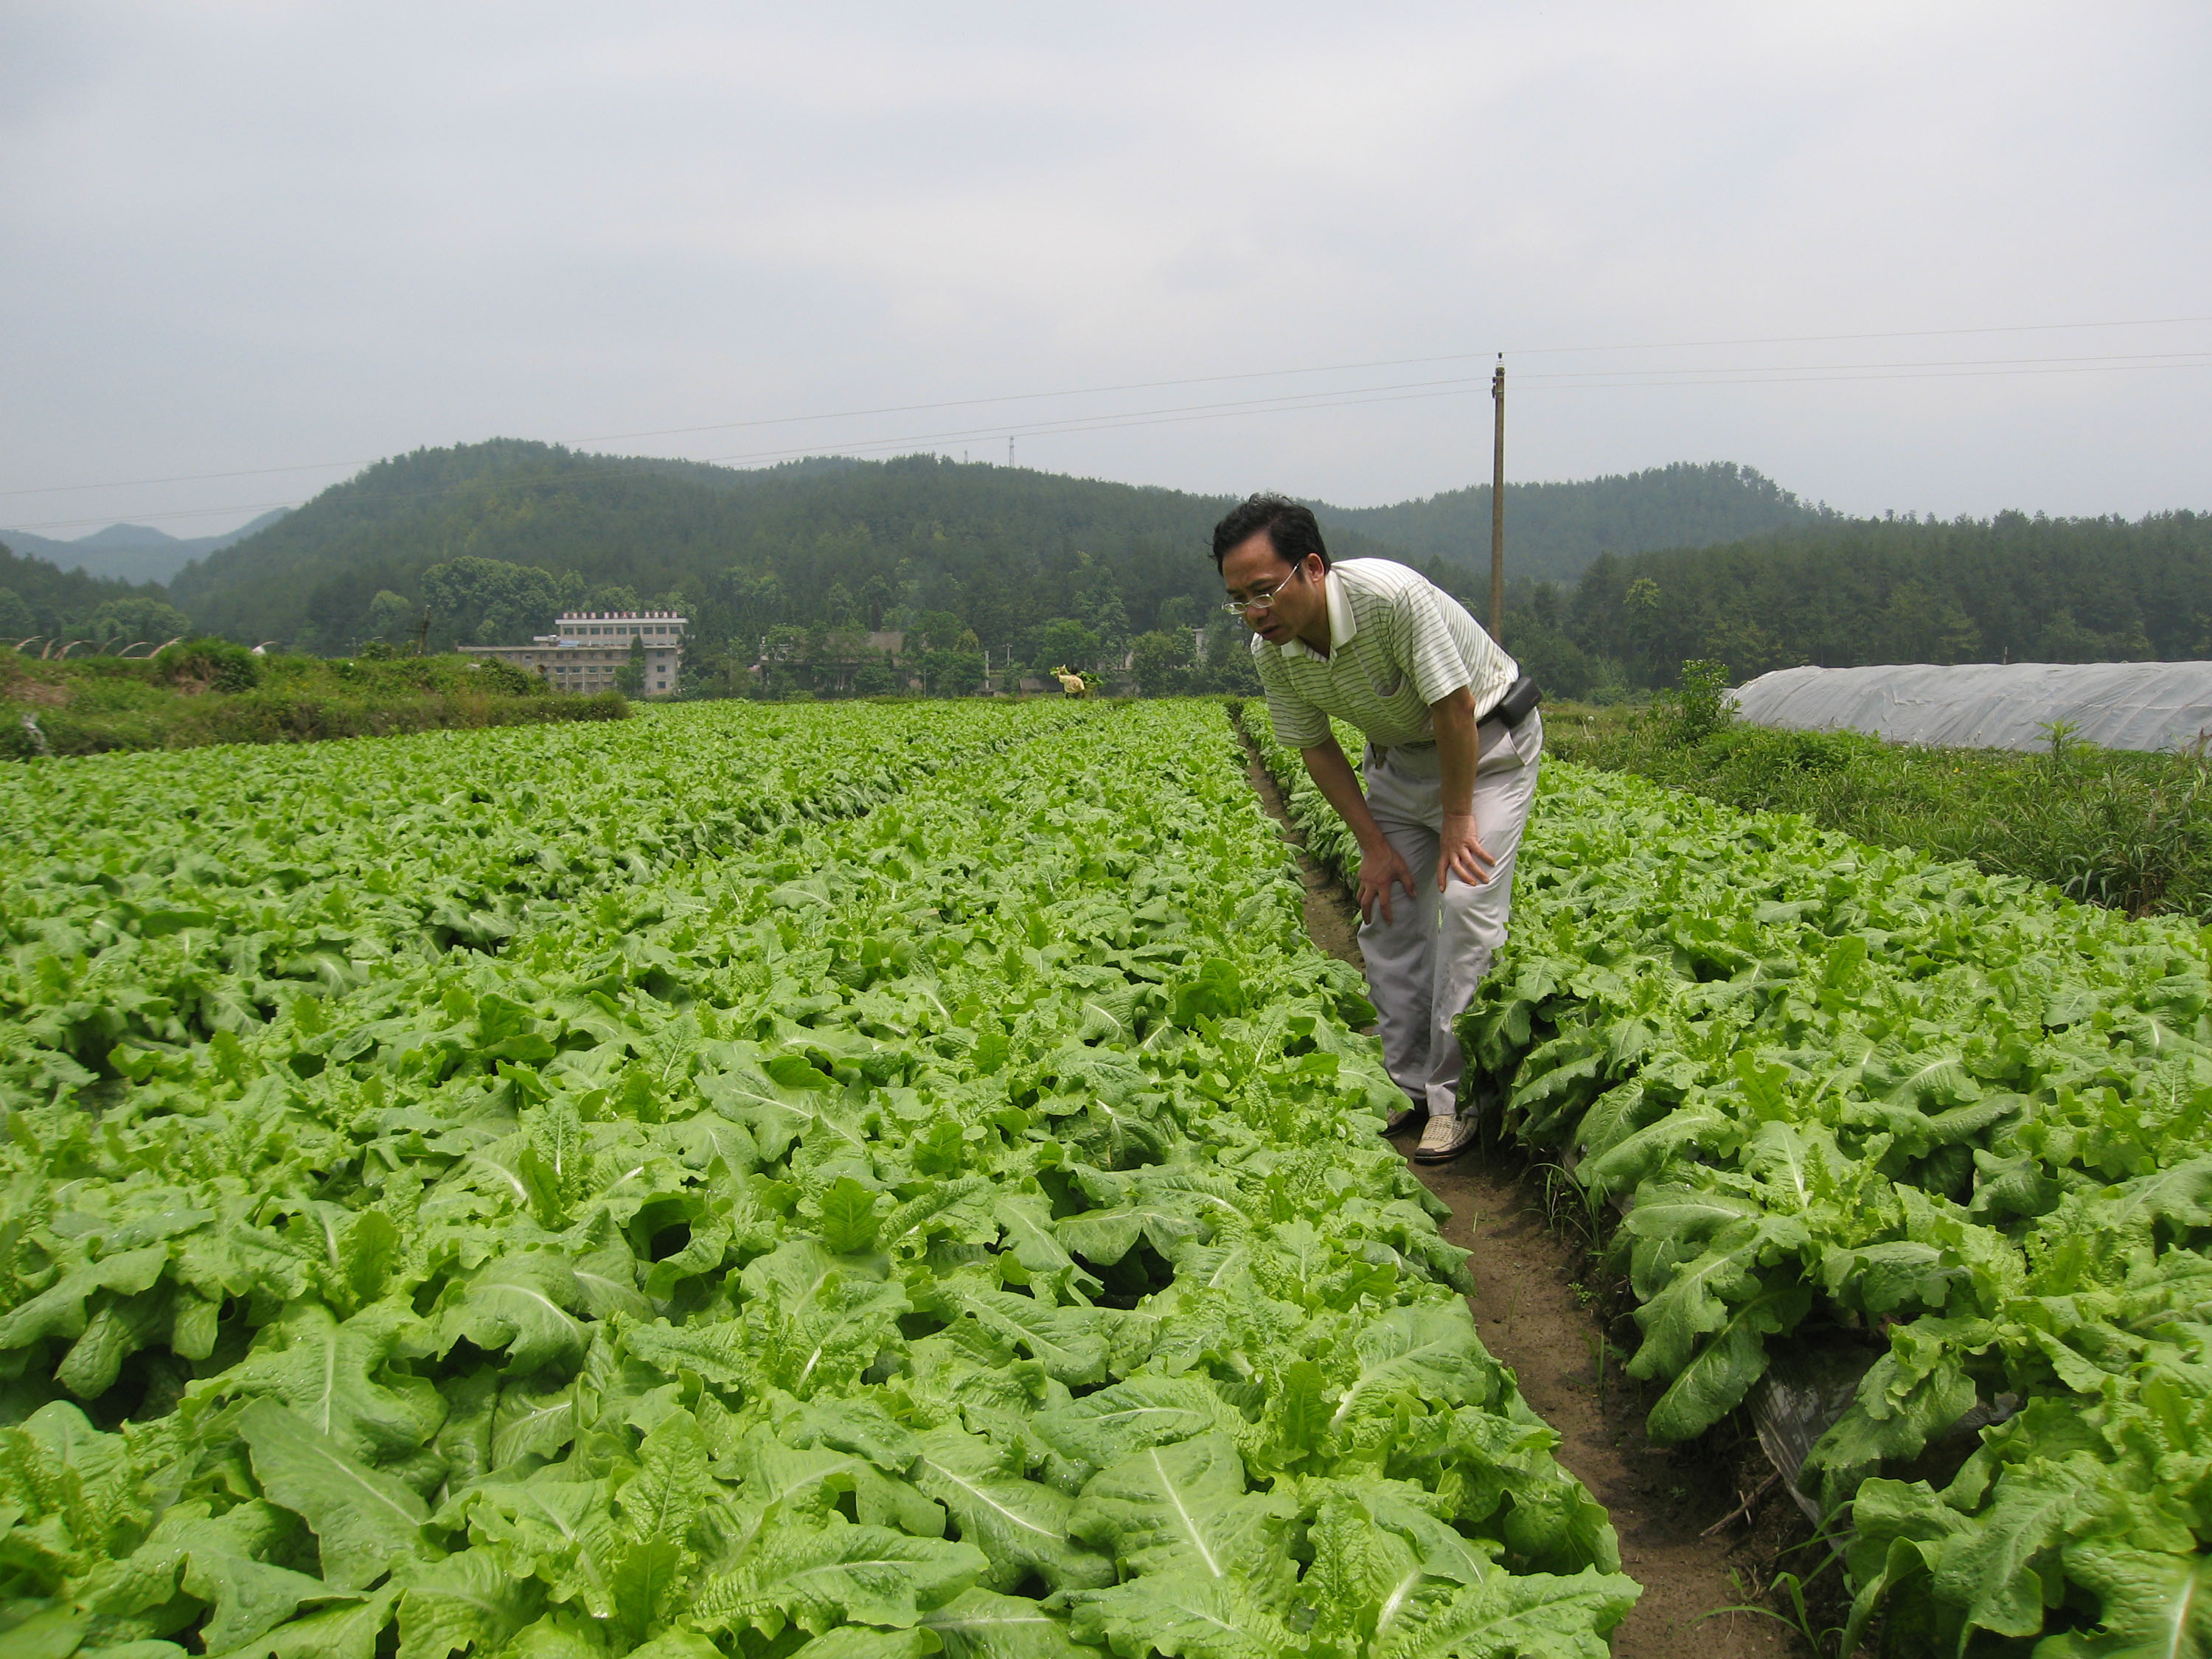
[1489,357,1506,644]
[1007,437,1015,467]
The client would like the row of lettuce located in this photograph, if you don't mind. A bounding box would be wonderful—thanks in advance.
[1247,703,2212,1655]
[0,700,1637,1659]
[1,700,1093,1110]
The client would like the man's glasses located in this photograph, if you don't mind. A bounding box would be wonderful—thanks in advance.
[1220,570,1302,617]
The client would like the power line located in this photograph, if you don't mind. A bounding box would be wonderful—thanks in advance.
[543,315,2212,439]
[1520,360,2212,392]
[1503,313,2212,358]
[676,357,2212,470]
[10,344,2211,534]
[17,354,2212,535]
[672,350,2210,466]
[6,311,2209,501]
[1518,347,2212,381]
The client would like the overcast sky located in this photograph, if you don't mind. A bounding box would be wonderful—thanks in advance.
[4,2,2208,542]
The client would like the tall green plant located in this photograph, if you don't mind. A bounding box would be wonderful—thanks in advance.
[1658,658,1734,744]
[616,631,647,694]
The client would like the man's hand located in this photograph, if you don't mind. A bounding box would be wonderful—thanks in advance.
[1357,837,1420,924]
[1439,810,1495,890]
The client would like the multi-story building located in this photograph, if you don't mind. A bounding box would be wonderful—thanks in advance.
[459,611,687,695]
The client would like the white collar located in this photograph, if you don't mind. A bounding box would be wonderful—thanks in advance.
[1279,566,1357,660]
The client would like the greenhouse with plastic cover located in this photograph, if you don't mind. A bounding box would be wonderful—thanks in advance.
[1728,660,2212,751]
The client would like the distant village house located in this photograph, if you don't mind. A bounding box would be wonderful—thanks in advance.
[459,610,686,695]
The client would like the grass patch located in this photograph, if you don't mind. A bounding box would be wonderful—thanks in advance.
[4,643,627,758]
[1546,678,2212,919]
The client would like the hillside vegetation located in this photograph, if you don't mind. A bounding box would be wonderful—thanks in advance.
[0,544,187,648]
[3,637,623,757]
[1505,507,2212,698]
[163,443,1399,658]
[1328,459,1834,580]
[154,442,1836,665]
[1,509,290,585]
[15,442,2211,706]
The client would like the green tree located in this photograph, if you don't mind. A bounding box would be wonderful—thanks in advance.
[1031,617,1101,676]
[911,610,971,653]
[722,566,785,650]
[850,658,900,696]
[0,587,32,639]
[584,583,640,613]
[366,590,416,644]
[0,541,166,642]
[1700,612,1792,681]
[616,633,647,694]
[1197,620,1261,693]
[1131,630,1191,697]
[1501,616,1596,700]
[82,597,194,650]
[917,648,985,696]
[858,571,895,630]
[1622,577,1664,677]
[754,624,810,698]
[422,557,566,645]
[1079,571,1129,648]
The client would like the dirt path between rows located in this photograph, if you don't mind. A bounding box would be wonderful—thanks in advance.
[1241,748,1794,1659]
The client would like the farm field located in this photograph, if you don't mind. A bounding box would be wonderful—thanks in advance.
[0,701,1636,1659]
[1250,711,2212,1655]
[2,700,1095,1108]
[1543,695,2212,923]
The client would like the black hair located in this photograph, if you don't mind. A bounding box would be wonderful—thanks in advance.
[1210,493,1332,572]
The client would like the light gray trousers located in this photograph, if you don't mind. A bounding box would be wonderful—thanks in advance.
[1357,711,1542,1120]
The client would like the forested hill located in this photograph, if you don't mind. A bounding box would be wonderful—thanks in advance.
[1509,509,2212,698]
[19,439,2212,705]
[1326,462,1836,581]
[2,509,291,585]
[164,439,1817,656]
[165,441,1421,655]
[0,543,180,643]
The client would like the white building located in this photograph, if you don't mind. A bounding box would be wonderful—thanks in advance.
[459,611,687,696]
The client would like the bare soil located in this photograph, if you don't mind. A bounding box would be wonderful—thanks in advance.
[1242,748,1800,1659]
[2,674,70,707]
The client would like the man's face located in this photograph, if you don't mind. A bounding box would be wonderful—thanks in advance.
[1220,532,1323,647]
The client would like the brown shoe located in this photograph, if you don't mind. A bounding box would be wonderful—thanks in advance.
[1413,1113,1478,1164]
[1383,1106,1422,1138]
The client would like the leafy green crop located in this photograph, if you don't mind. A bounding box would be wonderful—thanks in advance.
[1432,759,2212,1654]
[1239,709,1367,894]
[0,703,1635,1659]
[1,701,1090,1102]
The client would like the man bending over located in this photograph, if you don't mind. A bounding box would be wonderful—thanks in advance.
[1216,494,1543,1163]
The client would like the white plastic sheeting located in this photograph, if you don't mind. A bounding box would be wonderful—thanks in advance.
[1730,661,2212,752]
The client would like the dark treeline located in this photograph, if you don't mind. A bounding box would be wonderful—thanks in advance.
[0,544,192,650]
[1329,461,1836,582]
[1503,508,2212,699]
[21,439,2211,701]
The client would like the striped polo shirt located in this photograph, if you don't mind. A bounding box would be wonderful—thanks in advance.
[1252,558,1517,750]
